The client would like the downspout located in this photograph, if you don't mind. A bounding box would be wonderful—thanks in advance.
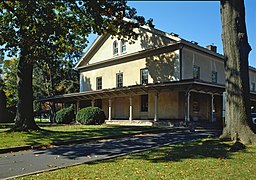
[179,45,184,81]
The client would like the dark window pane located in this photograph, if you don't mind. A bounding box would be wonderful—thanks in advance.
[212,71,217,83]
[141,94,148,112]
[113,41,118,55]
[95,99,102,109]
[116,73,123,88]
[193,65,200,80]
[251,82,255,92]
[141,68,148,85]
[121,40,126,53]
[193,97,200,113]
[96,77,102,90]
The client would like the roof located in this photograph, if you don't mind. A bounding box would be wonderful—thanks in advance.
[38,79,225,103]
[75,23,256,71]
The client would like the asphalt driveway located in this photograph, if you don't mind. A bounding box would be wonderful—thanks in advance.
[0,129,219,179]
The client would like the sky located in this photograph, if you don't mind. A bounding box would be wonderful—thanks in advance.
[1,1,255,67]
[87,0,255,67]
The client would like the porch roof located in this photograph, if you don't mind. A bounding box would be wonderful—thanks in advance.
[38,79,226,103]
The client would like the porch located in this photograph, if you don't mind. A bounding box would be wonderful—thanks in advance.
[39,79,226,126]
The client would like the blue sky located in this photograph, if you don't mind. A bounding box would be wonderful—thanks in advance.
[128,0,256,67]
[1,1,255,67]
[88,0,255,67]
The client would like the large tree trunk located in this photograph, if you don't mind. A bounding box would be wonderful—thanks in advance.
[12,49,39,131]
[220,0,256,144]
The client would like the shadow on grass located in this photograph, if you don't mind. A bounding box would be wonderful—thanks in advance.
[1,123,234,165]
[0,123,15,130]
[1,123,160,147]
[127,139,232,163]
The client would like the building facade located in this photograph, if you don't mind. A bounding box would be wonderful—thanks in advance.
[44,25,256,125]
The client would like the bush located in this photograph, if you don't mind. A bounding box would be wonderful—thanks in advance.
[0,89,14,123]
[76,107,106,125]
[0,109,15,123]
[55,105,75,124]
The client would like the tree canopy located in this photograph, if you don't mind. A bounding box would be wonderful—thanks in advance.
[1,58,18,107]
[0,1,148,131]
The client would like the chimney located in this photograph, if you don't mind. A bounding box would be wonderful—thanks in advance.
[206,45,217,53]
[170,32,179,37]
[191,41,198,45]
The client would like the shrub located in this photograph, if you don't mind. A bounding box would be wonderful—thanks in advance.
[0,89,14,123]
[76,107,106,125]
[0,109,15,123]
[55,105,75,124]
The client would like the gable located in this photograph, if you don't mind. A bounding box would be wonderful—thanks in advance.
[75,26,180,69]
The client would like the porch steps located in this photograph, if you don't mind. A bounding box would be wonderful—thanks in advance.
[105,120,185,127]
[105,120,154,126]
[105,120,222,130]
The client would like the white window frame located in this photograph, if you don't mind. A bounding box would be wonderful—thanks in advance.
[113,40,118,55]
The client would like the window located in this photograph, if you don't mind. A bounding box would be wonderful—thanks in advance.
[96,77,102,90]
[79,75,84,92]
[193,97,200,113]
[140,68,148,85]
[193,65,200,80]
[116,73,123,88]
[251,82,255,92]
[113,40,118,55]
[121,40,126,53]
[212,71,217,83]
[95,99,102,109]
[141,94,148,112]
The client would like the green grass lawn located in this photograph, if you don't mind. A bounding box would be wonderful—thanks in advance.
[17,138,256,179]
[0,123,162,149]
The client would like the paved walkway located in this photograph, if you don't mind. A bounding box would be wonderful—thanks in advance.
[0,129,219,179]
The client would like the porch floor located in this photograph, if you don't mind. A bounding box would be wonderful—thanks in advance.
[105,119,223,130]
[105,120,154,126]
[105,119,185,127]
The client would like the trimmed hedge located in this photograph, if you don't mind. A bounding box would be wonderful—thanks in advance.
[55,105,75,124]
[76,107,106,125]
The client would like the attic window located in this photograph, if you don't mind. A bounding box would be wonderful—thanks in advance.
[121,40,126,53]
[113,40,118,55]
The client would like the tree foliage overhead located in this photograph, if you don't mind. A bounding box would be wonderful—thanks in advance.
[0,1,147,131]
[0,1,147,61]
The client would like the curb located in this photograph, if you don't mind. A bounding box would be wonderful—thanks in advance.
[0,127,188,154]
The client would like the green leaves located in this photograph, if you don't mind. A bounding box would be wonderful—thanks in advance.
[0,0,146,65]
[1,58,18,107]
[0,1,147,130]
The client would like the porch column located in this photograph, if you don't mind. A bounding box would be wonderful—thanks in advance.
[185,91,190,123]
[154,93,159,122]
[91,100,95,107]
[211,94,214,122]
[108,98,112,120]
[129,96,133,121]
[50,102,56,123]
[76,101,80,114]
